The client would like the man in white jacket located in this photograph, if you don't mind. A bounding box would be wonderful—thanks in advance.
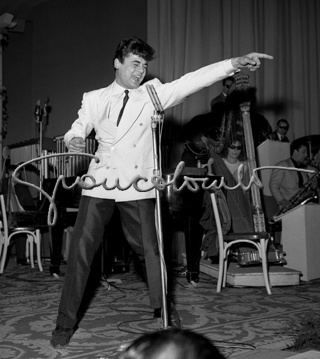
[51,36,272,348]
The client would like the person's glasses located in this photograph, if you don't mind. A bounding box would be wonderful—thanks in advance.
[229,145,241,150]
[279,125,288,129]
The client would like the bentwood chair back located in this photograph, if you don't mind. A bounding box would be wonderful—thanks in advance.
[0,192,43,273]
[209,191,272,295]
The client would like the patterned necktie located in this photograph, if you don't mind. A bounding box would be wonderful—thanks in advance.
[116,90,129,126]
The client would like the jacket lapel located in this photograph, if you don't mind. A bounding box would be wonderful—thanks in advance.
[113,88,148,144]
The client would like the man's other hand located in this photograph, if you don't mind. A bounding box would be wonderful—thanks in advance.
[68,137,86,153]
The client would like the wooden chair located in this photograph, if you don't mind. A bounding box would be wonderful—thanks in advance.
[0,193,43,273]
[209,191,272,295]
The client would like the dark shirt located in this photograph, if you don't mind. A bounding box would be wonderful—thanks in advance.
[14,183,36,210]
[2,178,36,211]
[268,131,290,143]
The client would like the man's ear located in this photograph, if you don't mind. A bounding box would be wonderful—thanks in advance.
[114,58,121,69]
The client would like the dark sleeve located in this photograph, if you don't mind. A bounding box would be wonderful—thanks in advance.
[14,184,36,210]
[181,150,197,167]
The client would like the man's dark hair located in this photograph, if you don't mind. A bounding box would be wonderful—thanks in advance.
[277,118,289,128]
[120,328,225,359]
[222,76,234,86]
[113,36,156,66]
[291,140,307,155]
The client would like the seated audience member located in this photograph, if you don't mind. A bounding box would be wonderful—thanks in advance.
[199,135,254,260]
[119,328,226,359]
[220,136,250,183]
[268,119,290,142]
[269,141,312,210]
[203,135,253,231]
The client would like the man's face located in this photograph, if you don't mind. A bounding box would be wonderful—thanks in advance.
[223,79,235,96]
[277,121,289,135]
[115,53,147,89]
[294,145,308,164]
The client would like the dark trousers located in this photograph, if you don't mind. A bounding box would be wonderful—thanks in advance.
[49,218,64,274]
[56,196,162,329]
[50,209,77,274]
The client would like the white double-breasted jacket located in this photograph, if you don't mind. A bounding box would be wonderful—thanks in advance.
[64,59,236,201]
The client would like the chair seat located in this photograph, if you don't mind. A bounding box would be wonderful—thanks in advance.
[8,211,47,229]
[224,232,270,241]
[11,226,39,232]
[0,195,47,273]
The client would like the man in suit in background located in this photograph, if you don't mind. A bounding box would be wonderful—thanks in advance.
[269,141,309,210]
[210,76,235,111]
[50,35,273,348]
[268,119,290,142]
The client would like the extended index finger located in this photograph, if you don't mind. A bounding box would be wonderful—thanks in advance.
[253,53,273,60]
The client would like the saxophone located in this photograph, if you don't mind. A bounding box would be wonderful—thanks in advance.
[273,160,320,221]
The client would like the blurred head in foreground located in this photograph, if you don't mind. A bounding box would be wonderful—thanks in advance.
[119,328,225,359]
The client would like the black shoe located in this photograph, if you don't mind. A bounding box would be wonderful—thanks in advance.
[17,259,29,266]
[167,302,182,328]
[153,307,161,318]
[50,265,65,279]
[154,303,182,328]
[50,326,73,348]
[51,272,65,280]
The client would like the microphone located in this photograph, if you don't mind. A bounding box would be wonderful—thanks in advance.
[35,100,42,123]
[43,97,49,117]
[146,84,164,115]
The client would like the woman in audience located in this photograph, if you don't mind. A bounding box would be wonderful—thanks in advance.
[221,137,250,184]
[200,134,254,260]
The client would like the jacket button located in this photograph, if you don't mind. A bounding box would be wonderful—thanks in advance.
[135,165,138,169]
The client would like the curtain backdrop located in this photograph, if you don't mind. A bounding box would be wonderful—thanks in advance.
[147,0,320,167]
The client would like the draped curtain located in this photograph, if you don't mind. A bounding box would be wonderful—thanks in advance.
[147,0,320,167]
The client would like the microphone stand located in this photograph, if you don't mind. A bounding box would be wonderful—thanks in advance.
[146,84,168,329]
[35,102,44,200]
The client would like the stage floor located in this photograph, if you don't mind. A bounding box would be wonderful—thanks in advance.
[183,254,301,287]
